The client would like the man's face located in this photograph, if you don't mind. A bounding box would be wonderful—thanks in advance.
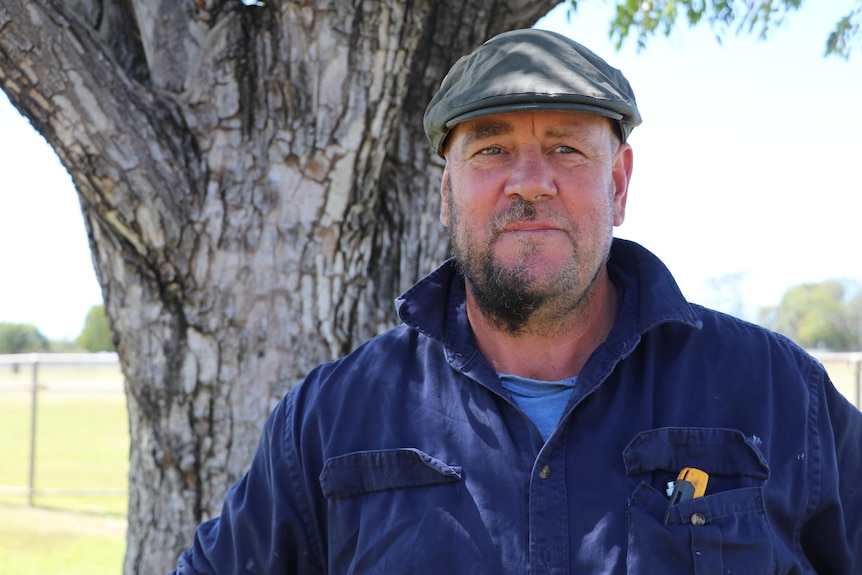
[440,110,632,334]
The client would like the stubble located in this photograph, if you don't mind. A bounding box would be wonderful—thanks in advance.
[447,184,611,335]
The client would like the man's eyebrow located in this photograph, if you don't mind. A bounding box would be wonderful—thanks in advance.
[461,121,514,145]
[545,126,587,139]
[545,124,610,155]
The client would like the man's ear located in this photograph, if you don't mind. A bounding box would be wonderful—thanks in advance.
[440,170,451,227]
[612,143,633,227]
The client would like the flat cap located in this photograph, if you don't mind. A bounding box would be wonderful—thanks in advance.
[424,29,642,156]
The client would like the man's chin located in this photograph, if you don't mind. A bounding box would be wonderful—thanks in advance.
[492,260,571,288]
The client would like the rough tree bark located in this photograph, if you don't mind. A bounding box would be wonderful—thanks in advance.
[0,0,559,572]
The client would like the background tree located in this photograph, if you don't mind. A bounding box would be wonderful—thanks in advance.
[76,304,115,352]
[0,2,555,572]
[0,322,50,354]
[760,279,862,350]
[606,0,860,57]
[0,0,857,572]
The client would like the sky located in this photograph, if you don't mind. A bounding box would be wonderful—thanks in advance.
[1,1,860,341]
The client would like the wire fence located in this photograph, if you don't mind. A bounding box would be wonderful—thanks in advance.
[809,351,862,410]
[0,352,125,506]
[0,351,860,507]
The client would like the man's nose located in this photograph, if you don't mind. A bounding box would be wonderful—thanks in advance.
[503,149,557,202]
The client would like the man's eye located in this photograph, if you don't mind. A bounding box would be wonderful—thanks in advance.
[479,146,502,155]
[555,145,577,154]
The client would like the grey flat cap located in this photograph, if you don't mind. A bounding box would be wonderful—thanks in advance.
[424,29,642,156]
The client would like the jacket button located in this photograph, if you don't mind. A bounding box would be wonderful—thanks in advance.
[690,513,706,526]
[539,465,551,480]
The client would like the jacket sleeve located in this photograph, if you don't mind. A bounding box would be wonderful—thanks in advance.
[800,369,862,573]
[171,390,324,575]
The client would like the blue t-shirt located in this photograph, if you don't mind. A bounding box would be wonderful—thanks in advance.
[499,373,577,441]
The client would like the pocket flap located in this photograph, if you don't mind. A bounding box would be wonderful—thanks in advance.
[319,448,462,499]
[623,427,769,479]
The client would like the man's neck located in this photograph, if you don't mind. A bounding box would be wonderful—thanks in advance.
[466,270,619,381]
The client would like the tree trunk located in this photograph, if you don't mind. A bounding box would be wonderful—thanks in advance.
[0,0,559,571]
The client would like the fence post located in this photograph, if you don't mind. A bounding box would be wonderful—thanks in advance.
[27,355,39,507]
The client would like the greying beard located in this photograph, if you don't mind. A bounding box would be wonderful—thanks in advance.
[448,193,572,335]
[459,252,544,334]
[446,175,617,336]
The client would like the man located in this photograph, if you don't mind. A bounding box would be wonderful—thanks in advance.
[173,29,862,573]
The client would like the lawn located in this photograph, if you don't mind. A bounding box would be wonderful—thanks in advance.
[0,361,128,574]
[0,504,126,575]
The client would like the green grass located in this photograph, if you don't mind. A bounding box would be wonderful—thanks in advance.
[0,379,128,574]
[0,504,126,575]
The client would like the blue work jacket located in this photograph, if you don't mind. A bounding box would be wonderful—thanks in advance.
[174,239,862,574]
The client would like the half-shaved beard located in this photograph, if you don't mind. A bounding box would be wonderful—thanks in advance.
[447,181,611,336]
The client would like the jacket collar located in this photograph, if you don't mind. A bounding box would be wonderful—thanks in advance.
[395,238,702,365]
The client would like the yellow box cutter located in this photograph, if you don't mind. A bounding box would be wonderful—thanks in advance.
[663,467,709,525]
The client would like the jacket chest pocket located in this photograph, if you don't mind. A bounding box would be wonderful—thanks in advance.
[320,447,462,499]
[623,427,774,575]
[319,448,504,574]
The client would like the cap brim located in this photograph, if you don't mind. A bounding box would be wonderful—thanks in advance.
[445,101,624,128]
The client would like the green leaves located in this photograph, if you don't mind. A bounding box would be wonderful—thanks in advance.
[0,322,49,354]
[761,280,862,351]
[826,8,861,59]
[569,0,859,57]
[75,305,114,353]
